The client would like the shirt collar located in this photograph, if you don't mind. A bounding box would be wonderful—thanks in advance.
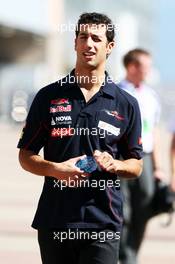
[120,79,145,91]
[101,72,116,98]
[67,69,116,99]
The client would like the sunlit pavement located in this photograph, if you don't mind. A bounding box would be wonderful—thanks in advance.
[0,122,175,264]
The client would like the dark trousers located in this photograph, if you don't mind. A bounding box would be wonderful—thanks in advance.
[119,153,155,264]
[38,229,120,264]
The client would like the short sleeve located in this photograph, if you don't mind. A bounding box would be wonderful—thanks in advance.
[17,90,49,154]
[118,99,143,160]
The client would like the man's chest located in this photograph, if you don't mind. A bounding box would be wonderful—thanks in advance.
[47,96,129,141]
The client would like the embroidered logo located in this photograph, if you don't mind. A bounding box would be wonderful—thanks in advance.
[105,110,124,121]
[50,98,72,113]
[51,116,72,125]
[51,98,69,105]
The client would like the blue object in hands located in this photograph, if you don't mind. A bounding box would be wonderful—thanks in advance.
[75,156,97,173]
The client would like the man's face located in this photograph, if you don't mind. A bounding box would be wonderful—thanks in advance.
[75,23,114,69]
[128,54,152,82]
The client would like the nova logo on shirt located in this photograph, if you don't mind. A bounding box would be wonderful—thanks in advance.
[51,116,72,125]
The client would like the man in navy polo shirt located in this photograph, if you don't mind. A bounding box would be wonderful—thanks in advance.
[18,12,143,264]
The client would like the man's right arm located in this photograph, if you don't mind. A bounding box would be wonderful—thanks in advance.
[19,149,87,181]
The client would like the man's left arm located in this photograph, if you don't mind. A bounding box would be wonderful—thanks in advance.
[94,98,143,179]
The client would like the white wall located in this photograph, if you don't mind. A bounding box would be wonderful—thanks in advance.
[0,0,48,34]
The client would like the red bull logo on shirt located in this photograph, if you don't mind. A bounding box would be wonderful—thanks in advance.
[50,105,72,113]
[50,98,72,113]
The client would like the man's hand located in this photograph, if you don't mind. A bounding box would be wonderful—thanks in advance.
[54,155,89,180]
[19,149,89,186]
[93,150,122,174]
[93,150,142,178]
[52,155,90,185]
[153,168,165,181]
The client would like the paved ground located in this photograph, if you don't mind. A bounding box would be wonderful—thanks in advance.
[0,122,175,264]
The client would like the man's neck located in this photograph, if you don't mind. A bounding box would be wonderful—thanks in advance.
[75,65,106,90]
[126,76,142,89]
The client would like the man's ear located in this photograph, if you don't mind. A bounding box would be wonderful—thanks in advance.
[106,41,115,56]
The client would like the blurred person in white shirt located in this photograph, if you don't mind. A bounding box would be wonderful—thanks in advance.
[118,48,164,264]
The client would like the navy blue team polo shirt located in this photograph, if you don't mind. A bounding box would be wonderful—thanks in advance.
[17,70,142,232]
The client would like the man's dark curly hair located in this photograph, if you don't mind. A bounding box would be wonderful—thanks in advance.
[75,12,115,43]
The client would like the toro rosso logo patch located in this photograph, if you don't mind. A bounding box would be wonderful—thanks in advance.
[105,110,124,121]
[50,98,72,113]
